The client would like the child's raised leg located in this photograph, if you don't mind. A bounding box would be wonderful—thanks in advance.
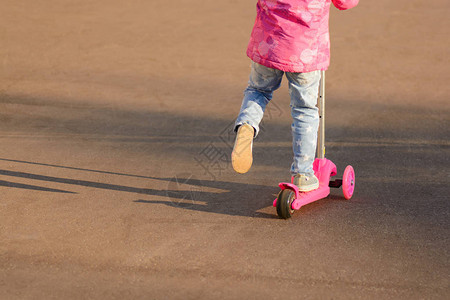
[232,62,283,173]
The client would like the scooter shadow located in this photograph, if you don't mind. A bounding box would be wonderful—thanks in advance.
[135,176,279,219]
[0,162,346,219]
[134,176,348,219]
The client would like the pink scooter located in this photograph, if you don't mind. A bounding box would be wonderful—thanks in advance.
[273,71,355,219]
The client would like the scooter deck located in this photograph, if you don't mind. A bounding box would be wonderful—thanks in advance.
[273,158,337,210]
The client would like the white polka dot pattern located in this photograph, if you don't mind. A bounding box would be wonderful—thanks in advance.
[246,0,359,72]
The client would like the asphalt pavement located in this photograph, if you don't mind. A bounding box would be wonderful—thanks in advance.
[0,0,449,299]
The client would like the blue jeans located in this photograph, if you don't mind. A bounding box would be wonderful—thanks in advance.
[235,62,321,176]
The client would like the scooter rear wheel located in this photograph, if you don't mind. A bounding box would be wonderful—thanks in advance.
[276,189,295,219]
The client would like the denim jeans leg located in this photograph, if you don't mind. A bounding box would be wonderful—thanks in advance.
[235,62,283,136]
[286,71,321,176]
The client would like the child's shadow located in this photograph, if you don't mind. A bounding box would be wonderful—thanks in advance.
[135,175,281,219]
[135,175,345,219]
[0,160,340,219]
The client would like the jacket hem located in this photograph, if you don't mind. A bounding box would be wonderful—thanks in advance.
[247,51,329,73]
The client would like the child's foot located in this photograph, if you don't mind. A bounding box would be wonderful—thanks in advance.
[232,124,254,174]
[293,174,319,192]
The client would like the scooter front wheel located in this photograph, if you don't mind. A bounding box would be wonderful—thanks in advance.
[276,189,295,219]
[342,165,355,200]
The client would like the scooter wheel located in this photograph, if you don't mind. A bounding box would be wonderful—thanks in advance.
[342,165,355,200]
[276,189,295,219]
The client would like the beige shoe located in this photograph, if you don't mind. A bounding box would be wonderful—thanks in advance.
[231,124,254,174]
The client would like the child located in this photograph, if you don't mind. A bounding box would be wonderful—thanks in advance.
[232,0,359,191]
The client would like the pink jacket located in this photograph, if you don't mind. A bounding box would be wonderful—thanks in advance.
[247,0,359,73]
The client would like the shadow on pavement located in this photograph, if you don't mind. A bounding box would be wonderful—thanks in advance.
[0,159,351,219]
[0,179,76,194]
[0,167,283,218]
[0,93,448,222]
